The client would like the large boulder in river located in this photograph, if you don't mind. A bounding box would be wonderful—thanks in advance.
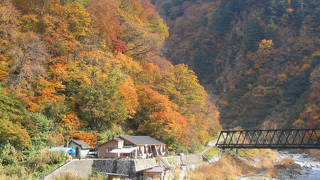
[275,157,302,179]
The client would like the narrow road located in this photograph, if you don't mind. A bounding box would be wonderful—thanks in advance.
[200,139,218,155]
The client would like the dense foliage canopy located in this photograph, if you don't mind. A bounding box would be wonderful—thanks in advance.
[0,0,220,178]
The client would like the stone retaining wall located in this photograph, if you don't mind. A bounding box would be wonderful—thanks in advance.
[44,158,158,179]
[43,154,204,180]
[92,159,134,176]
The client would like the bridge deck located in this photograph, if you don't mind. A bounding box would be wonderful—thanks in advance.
[216,129,320,149]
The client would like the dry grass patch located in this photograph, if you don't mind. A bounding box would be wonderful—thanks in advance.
[187,149,279,180]
[265,167,278,178]
[187,155,254,180]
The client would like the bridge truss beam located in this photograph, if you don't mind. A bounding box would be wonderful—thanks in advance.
[216,129,320,149]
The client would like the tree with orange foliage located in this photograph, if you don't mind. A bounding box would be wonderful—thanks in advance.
[134,85,190,147]
[173,64,207,108]
[72,131,97,146]
[0,0,20,83]
[149,109,189,147]
[119,82,139,117]
[75,67,134,130]
[87,0,168,58]
[61,113,81,136]
[0,55,9,82]
[40,1,91,57]
[0,116,30,148]
[87,0,125,52]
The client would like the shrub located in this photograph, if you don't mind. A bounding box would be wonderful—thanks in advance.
[0,165,30,180]
[24,149,68,179]
[55,172,82,180]
[173,169,181,180]
[204,147,220,159]
[236,149,246,157]
[187,172,206,180]
[47,151,68,165]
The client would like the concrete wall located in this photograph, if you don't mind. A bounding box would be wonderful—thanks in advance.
[80,150,90,159]
[134,159,158,172]
[43,159,93,180]
[182,154,203,164]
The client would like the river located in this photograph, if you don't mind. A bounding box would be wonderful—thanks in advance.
[279,151,320,180]
[239,151,320,180]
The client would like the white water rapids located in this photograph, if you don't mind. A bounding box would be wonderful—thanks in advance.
[239,151,320,180]
[279,151,320,180]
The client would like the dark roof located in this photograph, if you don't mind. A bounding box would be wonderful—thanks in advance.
[120,136,165,145]
[103,173,128,177]
[70,140,90,149]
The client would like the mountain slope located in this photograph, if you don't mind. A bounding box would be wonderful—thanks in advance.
[153,0,320,129]
[0,0,220,178]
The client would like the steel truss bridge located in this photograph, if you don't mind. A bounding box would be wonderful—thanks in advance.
[216,129,320,149]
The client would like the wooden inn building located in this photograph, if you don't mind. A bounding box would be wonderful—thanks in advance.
[98,136,167,159]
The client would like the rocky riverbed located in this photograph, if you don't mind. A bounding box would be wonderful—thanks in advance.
[279,151,320,180]
[240,151,320,180]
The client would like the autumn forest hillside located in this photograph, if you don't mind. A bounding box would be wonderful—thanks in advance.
[153,0,320,129]
[0,0,220,178]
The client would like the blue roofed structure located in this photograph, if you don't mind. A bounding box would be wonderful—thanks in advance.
[50,147,76,155]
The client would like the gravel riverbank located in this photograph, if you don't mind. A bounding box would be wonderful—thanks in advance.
[240,151,320,180]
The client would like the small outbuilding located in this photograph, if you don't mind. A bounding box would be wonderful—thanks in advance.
[143,166,165,180]
[68,140,91,159]
[98,136,166,159]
